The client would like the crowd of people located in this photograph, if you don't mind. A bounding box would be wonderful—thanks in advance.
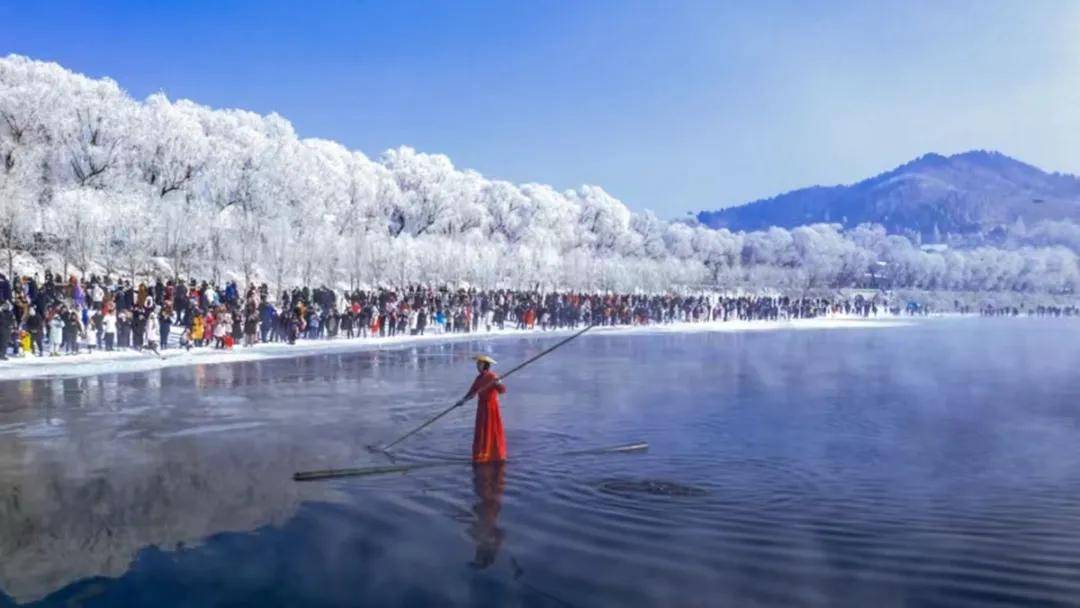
[0,270,1065,361]
[979,304,1079,317]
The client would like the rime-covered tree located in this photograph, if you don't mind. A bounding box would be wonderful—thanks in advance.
[0,54,1076,296]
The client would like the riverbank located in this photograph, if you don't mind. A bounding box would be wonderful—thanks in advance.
[0,315,916,381]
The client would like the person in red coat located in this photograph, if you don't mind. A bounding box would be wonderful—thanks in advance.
[466,354,507,463]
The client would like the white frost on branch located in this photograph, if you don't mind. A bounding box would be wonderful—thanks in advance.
[0,54,1076,295]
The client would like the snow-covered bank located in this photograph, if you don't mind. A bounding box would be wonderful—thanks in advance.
[0,316,912,381]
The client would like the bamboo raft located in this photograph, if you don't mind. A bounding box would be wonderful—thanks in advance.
[293,441,648,482]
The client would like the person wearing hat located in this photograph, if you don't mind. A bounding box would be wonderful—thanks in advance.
[465,354,507,463]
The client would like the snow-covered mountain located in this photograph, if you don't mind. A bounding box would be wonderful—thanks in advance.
[698,151,1080,237]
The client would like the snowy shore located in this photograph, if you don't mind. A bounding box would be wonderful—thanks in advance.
[0,316,913,381]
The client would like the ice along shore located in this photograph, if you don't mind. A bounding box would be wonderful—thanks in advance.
[0,315,911,381]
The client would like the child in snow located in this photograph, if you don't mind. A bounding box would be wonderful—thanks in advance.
[214,311,229,349]
[48,313,63,356]
[179,328,193,351]
[146,310,160,354]
[191,313,204,347]
[102,310,117,351]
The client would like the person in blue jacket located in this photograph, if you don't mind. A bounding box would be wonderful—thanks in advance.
[259,300,276,343]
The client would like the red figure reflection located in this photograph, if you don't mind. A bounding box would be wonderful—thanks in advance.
[468,462,506,568]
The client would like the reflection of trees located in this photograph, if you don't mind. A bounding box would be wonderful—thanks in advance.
[0,342,491,603]
[0,435,333,603]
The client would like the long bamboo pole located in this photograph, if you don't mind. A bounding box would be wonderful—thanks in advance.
[369,322,598,454]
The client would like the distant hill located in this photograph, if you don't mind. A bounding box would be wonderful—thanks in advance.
[697,151,1080,237]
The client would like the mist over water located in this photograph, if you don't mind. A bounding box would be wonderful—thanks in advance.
[2,318,1080,607]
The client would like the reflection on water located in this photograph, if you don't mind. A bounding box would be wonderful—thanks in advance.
[469,463,506,569]
[2,320,1080,607]
[0,416,334,603]
[0,343,488,604]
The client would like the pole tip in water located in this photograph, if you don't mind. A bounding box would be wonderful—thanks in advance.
[366,444,397,463]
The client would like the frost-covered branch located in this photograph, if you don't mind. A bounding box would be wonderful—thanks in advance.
[0,53,1075,296]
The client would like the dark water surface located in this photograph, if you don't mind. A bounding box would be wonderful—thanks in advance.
[2,318,1080,607]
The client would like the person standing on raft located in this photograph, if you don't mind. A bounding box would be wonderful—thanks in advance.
[465,355,507,463]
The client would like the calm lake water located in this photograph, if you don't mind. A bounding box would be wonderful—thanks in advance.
[2,318,1080,607]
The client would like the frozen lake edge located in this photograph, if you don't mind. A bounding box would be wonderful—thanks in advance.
[0,316,915,381]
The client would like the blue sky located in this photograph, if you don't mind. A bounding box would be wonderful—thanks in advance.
[4,1,1079,217]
